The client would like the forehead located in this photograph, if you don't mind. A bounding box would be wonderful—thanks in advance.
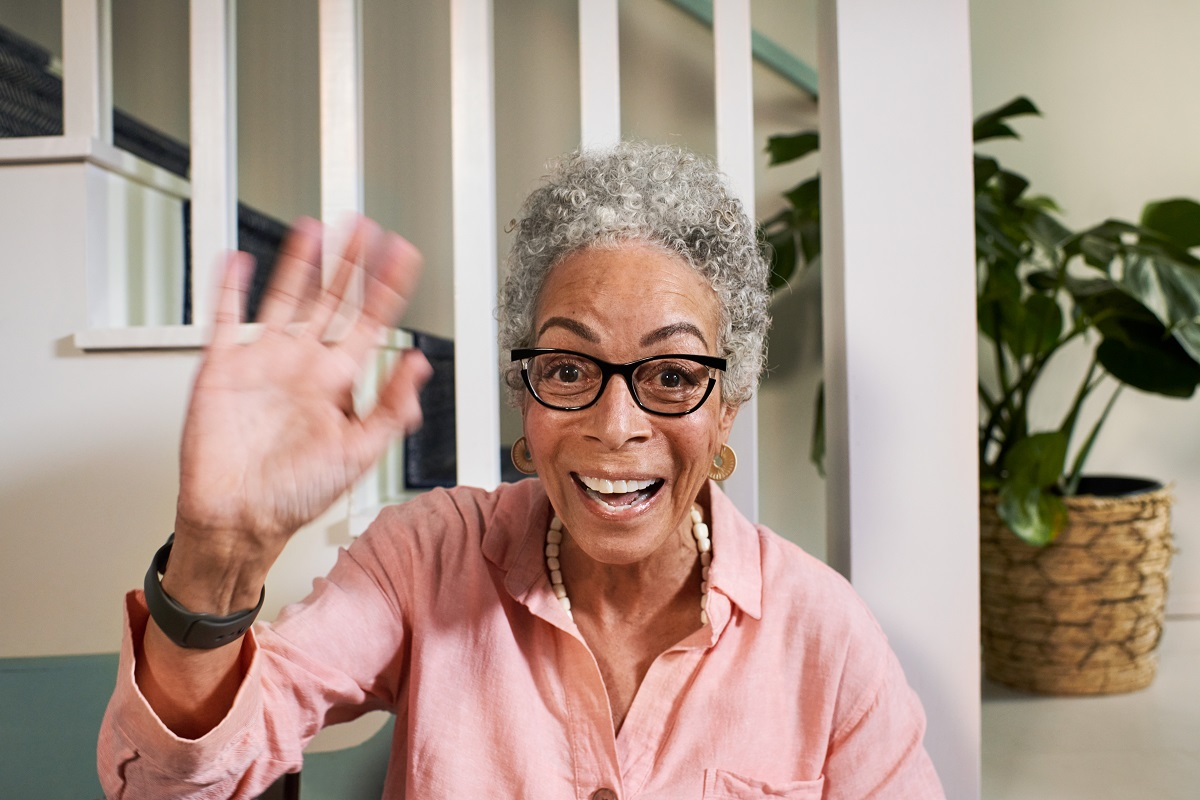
[534,243,720,349]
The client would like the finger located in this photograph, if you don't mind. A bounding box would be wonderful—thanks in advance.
[358,349,433,449]
[342,349,431,481]
[338,233,423,367]
[257,217,323,332]
[306,216,378,338]
[211,251,255,349]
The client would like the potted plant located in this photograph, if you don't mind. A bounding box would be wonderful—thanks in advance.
[763,97,1200,693]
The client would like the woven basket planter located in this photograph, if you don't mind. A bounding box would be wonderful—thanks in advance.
[980,477,1174,695]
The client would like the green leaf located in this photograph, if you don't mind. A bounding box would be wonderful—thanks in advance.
[766,227,798,290]
[1096,338,1200,398]
[994,170,1030,206]
[1021,194,1063,214]
[796,218,822,265]
[973,96,1040,143]
[1026,269,1059,292]
[1018,293,1063,358]
[1080,235,1119,270]
[1118,250,1200,364]
[997,482,1068,545]
[1141,198,1200,249]
[975,156,1000,191]
[766,131,819,165]
[784,176,821,217]
[975,199,1026,264]
[1068,278,1144,331]
[1063,220,1139,264]
[1002,430,1069,487]
[1067,281,1200,391]
[1024,207,1072,250]
[978,264,1022,343]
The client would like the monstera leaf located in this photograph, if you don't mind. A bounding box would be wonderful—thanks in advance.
[997,431,1070,545]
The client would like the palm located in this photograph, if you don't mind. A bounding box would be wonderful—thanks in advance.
[176,219,430,549]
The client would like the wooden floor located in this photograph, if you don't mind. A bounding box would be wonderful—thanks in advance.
[982,617,1200,800]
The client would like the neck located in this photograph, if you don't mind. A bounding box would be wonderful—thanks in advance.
[560,525,698,623]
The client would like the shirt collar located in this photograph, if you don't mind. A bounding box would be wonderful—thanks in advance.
[702,480,764,620]
[480,478,552,603]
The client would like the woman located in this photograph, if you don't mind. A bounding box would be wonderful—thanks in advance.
[99,143,943,798]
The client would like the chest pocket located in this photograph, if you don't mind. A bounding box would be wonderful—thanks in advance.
[702,769,825,799]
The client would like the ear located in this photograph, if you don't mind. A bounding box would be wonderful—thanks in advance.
[717,401,739,442]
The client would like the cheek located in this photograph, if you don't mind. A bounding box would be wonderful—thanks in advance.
[675,418,725,470]
[521,406,560,461]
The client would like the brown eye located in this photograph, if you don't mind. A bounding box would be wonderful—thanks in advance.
[658,370,683,388]
[554,364,582,383]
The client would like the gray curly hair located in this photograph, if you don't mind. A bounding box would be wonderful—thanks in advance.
[498,141,770,405]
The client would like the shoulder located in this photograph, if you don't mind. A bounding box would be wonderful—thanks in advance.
[753,524,897,713]
[348,479,546,580]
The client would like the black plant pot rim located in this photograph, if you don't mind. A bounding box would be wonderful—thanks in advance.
[1065,475,1164,498]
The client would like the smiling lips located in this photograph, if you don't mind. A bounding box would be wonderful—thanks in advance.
[576,474,663,509]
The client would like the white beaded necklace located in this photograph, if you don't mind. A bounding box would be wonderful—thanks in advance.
[545,505,712,626]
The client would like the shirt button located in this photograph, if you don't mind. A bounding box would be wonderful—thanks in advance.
[591,789,618,800]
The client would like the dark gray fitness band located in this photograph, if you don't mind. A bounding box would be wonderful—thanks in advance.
[143,534,264,649]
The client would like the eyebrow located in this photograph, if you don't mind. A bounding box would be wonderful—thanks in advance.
[641,322,709,349]
[537,316,599,342]
[536,317,709,349]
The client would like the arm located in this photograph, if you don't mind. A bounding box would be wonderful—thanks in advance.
[99,541,412,799]
[124,218,429,738]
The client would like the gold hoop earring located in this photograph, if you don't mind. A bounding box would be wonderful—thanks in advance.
[708,444,737,482]
[511,437,537,475]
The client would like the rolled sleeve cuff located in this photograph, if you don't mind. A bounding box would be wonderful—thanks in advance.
[99,590,268,794]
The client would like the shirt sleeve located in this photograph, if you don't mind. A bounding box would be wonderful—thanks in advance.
[821,643,946,799]
[97,535,410,800]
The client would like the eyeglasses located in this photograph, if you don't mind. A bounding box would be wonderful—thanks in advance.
[511,348,726,416]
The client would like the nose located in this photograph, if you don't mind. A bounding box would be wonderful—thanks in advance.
[583,372,652,447]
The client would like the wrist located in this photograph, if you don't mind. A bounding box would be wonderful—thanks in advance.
[162,520,275,615]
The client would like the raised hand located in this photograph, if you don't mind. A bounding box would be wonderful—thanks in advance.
[166,217,431,613]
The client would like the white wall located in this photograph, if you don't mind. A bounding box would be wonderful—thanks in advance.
[0,163,197,656]
[971,0,1200,616]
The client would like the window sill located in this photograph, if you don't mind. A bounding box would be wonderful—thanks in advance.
[73,325,412,352]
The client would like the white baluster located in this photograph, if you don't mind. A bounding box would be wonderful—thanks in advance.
[713,0,759,521]
[451,0,501,490]
[188,0,237,327]
[62,0,112,144]
[579,0,620,148]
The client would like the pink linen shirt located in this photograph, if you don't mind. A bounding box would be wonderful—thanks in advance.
[99,479,944,799]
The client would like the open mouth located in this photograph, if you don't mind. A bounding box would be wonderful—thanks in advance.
[574,474,663,509]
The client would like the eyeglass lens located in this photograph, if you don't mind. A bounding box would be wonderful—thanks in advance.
[524,352,715,414]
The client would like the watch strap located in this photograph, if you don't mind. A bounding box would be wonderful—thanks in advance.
[143,534,264,649]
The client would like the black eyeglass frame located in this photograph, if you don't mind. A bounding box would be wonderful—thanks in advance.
[511,347,727,417]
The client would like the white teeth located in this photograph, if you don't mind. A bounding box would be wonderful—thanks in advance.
[578,475,657,494]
